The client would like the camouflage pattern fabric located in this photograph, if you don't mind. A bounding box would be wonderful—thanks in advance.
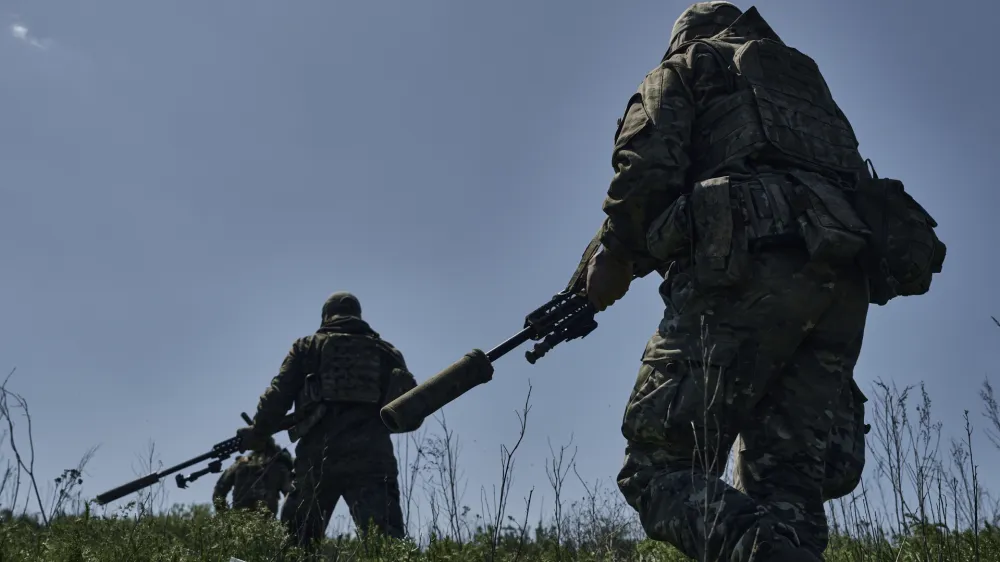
[617,251,868,560]
[733,377,869,503]
[602,4,875,560]
[595,2,762,275]
[281,412,407,548]
[666,1,743,54]
[213,448,293,516]
[248,293,418,549]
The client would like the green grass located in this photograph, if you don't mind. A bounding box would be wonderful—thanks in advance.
[2,504,1000,561]
[5,374,1000,562]
[3,319,1000,561]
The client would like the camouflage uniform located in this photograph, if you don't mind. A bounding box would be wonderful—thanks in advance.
[248,292,419,549]
[602,4,879,560]
[212,439,293,517]
[733,378,870,503]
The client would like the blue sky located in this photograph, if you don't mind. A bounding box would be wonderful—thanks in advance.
[2,0,997,533]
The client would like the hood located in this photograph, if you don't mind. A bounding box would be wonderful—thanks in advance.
[713,6,783,43]
[665,5,784,60]
[667,2,744,54]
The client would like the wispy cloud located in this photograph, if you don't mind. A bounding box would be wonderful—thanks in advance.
[5,16,96,87]
[10,23,51,50]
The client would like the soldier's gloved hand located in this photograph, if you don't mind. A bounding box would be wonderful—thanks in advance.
[236,425,267,452]
[585,245,633,311]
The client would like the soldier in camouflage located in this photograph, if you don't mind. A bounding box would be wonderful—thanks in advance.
[212,434,293,517]
[583,3,884,560]
[238,292,419,550]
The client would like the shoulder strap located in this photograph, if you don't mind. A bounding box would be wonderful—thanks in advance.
[865,158,879,179]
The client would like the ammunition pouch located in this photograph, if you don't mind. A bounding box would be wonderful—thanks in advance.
[786,170,870,265]
[647,173,872,289]
[852,160,946,306]
[689,176,753,288]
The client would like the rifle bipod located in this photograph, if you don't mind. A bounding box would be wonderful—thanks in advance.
[175,459,224,489]
[173,412,258,489]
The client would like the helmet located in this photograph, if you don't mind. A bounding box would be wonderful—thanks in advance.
[322,291,362,321]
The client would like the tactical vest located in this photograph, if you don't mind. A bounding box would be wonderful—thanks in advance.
[646,36,873,282]
[683,36,866,182]
[313,333,385,405]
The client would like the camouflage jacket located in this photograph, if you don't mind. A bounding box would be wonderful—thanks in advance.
[598,6,867,273]
[213,448,293,513]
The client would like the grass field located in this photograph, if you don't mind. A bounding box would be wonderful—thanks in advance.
[1,497,999,561]
[2,321,1000,561]
[1,375,999,561]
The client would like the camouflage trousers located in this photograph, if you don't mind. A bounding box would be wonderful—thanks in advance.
[733,376,869,504]
[280,444,405,549]
[616,247,869,561]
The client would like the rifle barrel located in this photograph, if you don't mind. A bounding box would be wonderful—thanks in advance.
[157,449,219,477]
[94,446,229,506]
[486,326,533,362]
[94,473,161,505]
[94,412,298,507]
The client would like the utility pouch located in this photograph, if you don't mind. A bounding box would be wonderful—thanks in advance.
[646,195,692,262]
[852,160,946,305]
[731,174,798,245]
[787,171,870,265]
[689,176,751,288]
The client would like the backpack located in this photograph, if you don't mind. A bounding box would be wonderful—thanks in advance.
[853,160,946,305]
